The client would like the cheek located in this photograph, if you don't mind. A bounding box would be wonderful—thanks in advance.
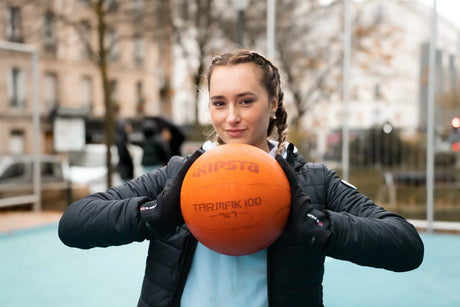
[253,111,271,128]
[210,109,223,128]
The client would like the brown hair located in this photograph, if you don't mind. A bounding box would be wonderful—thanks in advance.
[206,50,288,155]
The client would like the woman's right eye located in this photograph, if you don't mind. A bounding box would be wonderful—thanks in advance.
[211,101,226,107]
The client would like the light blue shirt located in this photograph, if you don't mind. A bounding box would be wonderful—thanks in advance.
[181,243,268,307]
[180,141,292,306]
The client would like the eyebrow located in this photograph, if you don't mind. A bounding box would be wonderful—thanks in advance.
[210,92,255,100]
[210,95,225,100]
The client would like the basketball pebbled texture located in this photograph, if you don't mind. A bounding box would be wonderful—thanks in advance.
[180,143,291,256]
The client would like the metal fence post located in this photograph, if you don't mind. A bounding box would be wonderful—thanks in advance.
[426,0,438,233]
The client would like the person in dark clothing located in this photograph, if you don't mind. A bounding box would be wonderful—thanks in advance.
[148,116,185,157]
[58,50,424,306]
[115,120,134,182]
[140,120,170,174]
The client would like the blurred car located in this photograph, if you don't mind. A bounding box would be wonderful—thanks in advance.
[68,143,145,194]
[0,155,89,210]
[68,144,121,193]
[0,155,67,185]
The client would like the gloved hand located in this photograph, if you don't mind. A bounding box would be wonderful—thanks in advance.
[276,155,331,250]
[140,149,203,238]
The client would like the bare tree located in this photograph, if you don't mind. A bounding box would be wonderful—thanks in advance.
[276,1,399,127]
[241,0,402,154]
[166,0,237,128]
[25,0,159,189]
[70,1,159,188]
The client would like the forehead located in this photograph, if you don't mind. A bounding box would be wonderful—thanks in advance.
[209,63,262,89]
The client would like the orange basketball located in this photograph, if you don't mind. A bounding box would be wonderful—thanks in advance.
[180,143,291,256]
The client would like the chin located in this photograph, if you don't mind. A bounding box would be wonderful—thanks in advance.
[222,139,250,145]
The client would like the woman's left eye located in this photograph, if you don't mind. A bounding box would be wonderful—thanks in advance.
[240,99,254,105]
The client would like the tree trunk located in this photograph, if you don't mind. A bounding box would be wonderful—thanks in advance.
[194,60,204,126]
[95,0,113,189]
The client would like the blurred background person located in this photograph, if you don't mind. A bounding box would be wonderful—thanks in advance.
[115,120,134,183]
[140,119,170,174]
[147,116,186,157]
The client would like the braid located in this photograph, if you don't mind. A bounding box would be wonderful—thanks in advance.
[274,91,288,155]
[259,54,288,155]
[208,50,289,153]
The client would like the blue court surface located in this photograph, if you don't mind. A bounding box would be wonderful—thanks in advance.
[1,225,459,306]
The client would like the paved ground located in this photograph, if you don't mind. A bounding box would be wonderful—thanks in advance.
[1,225,459,306]
[1,210,460,306]
[0,211,63,233]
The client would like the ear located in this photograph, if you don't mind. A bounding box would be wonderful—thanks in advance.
[270,97,278,115]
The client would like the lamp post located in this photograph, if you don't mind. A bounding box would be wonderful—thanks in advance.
[426,0,438,233]
[267,0,276,58]
[342,0,351,182]
[235,0,248,47]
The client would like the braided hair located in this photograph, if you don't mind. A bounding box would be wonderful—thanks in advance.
[206,50,288,155]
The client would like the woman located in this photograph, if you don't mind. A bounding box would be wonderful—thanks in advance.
[59,50,424,307]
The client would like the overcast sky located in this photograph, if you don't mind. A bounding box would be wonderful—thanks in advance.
[319,1,460,30]
[415,0,459,29]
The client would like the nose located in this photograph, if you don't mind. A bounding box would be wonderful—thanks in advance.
[226,105,241,124]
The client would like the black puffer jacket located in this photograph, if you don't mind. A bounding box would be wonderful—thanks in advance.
[58,146,424,307]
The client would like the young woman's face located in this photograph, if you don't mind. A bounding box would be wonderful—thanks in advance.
[209,63,277,152]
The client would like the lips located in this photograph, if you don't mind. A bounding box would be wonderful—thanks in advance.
[225,128,246,137]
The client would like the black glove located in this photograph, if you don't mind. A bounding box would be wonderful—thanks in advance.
[140,149,203,238]
[276,155,331,250]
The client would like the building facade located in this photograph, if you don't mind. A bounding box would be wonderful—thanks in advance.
[302,0,460,160]
[0,0,167,155]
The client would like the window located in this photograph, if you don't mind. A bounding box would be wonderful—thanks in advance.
[132,0,144,18]
[81,76,93,109]
[105,0,118,12]
[9,129,24,155]
[44,73,58,110]
[107,29,119,62]
[80,20,91,60]
[449,54,456,93]
[6,7,22,42]
[136,81,145,112]
[133,36,144,66]
[8,68,26,109]
[41,162,64,183]
[435,49,443,94]
[43,12,57,54]
[0,162,26,183]
[374,5,385,25]
[0,159,64,184]
[374,83,381,100]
